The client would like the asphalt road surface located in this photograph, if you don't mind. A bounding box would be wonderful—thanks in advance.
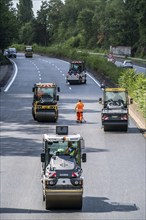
[0,53,146,220]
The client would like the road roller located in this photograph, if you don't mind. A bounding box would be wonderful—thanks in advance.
[32,83,60,122]
[99,87,133,131]
[41,126,86,210]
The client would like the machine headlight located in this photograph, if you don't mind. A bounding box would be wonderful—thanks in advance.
[49,180,55,185]
[71,178,83,186]
[45,178,57,186]
[74,180,79,185]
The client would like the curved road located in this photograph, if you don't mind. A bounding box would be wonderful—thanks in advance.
[0,53,146,220]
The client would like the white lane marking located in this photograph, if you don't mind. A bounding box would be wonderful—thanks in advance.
[69,87,72,90]
[4,59,18,92]
[60,60,69,64]
[86,72,101,87]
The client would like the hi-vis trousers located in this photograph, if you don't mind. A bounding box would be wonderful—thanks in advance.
[76,111,83,122]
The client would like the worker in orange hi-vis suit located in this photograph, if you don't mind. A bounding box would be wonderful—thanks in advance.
[75,100,84,123]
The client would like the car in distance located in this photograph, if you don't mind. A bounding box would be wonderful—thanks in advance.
[121,60,133,68]
[7,48,17,58]
[3,49,9,56]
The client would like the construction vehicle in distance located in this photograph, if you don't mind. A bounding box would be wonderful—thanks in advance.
[25,45,33,57]
[66,61,87,84]
[41,125,86,209]
[99,88,133,131]
[32,83,60,122]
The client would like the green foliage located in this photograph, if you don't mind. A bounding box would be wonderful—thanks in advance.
[0,54,11,65]
[33,0,144,56]
[118,69,146,117]
[0,0,19,49]
[17,0,34,24]
[1,0,146,57]
[11,43,25,51]
[19,22,34,44]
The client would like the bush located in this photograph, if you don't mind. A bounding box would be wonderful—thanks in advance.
[118,69,146,117]
[0,53,11,65]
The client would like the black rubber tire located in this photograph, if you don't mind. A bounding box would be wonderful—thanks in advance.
[32,108,37,120]
[79,77,82,84]
[122,125,128,132]
[104,125,109,131]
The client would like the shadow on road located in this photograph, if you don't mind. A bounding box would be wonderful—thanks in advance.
[85,147,109,153]
[128,127,141,134]
[0,197,138,214]
[0,207,47,214]
[82,196,138,213]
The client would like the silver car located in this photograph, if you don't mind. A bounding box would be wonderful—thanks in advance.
[122,60,133,68]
